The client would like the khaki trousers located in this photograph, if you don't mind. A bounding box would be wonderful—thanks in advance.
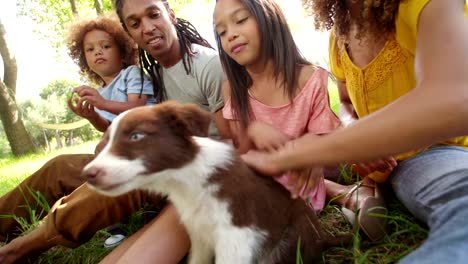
[0,154,163,246]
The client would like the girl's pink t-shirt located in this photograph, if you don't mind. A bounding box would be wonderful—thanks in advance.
[223,68,341,211]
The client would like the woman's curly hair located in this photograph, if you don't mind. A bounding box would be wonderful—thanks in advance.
[303,0,400,40]
[66,14,137,85]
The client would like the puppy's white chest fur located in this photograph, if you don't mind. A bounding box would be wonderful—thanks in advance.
[143,137,267,263]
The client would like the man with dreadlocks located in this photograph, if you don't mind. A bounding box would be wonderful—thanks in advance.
[0,0,228,262]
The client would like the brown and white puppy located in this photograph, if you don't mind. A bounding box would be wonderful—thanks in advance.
[83,101,349,264]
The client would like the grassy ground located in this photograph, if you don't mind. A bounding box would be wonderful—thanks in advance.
[0,85,428,263]
[0,142,98,196]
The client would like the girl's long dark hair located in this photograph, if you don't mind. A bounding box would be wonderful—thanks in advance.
[114,0,212,102]
[215,0,310,128]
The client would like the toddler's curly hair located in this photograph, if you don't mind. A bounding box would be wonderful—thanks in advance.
[66,14,137,85]
[303,0,400,41]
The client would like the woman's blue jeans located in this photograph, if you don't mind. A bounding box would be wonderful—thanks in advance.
[391,145,468,263]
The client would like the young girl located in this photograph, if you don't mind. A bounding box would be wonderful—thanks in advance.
[66,15,156,132]
[214,0,341,211]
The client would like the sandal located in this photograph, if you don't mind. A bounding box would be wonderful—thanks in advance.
[329,179,387,241]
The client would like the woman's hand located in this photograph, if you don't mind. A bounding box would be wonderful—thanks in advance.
[242,133,312,176]
[350,156,398,177]
[248,121,289,152]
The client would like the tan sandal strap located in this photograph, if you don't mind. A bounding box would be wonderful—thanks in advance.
[342,181,376,204]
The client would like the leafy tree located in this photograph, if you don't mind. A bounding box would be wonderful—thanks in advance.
[39,79,77,99]
[26,79,101,149]
[1,0,197,155]
[16,0,194,54]
[16,0,114,53]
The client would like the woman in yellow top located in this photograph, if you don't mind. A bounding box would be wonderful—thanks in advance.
[324,0,468,242]
[243,0,468,263]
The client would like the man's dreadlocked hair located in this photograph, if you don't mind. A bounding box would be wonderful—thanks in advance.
[303,0,400,41]
[113,0,212,102]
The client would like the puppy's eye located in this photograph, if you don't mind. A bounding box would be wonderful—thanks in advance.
[130,132,145,141]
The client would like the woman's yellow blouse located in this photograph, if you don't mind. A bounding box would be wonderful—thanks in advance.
[329,0,468,182]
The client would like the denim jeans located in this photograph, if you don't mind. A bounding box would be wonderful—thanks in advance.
[390,145,468,263]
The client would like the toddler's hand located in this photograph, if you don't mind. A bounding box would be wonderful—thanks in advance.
[68,90,81,108]
[67,95,100,121]
[72,85,105,109]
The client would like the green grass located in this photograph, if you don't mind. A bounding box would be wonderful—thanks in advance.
[318,188,428,263]
[0,141,140,263]
[0,142,98,196]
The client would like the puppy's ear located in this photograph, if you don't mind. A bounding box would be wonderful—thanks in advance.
[159,101,211,137]
[178,103,211,137]
[95,129,110,155]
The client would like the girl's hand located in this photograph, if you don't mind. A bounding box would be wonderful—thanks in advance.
[248,121,289,152]
[288,166,323,199]
[241,150,281,176]
[67,95,100,121]
[350,156,398,177]
[282,140,322,199]
[241,149,323,199]
[72,85,106,109]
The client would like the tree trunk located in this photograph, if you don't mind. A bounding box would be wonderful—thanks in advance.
[94,0,103,15]
[69,0,78,15]
[67,130,74,146]
[54,130,63,149]
[0,82,37,155]
[53,116,62,149]
[0,19,16,93]
[42,129,51,152]
[0,19,37,156]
